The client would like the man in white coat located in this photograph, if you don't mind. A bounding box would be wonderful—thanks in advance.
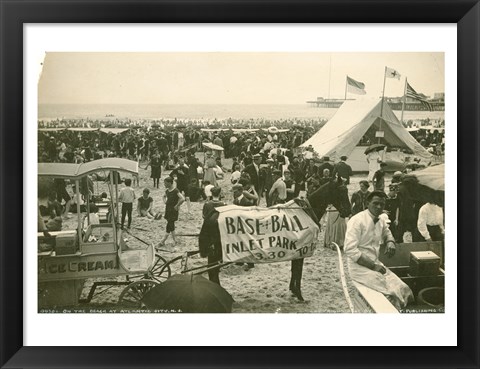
[366,149,384,181]
[344,190,414,310]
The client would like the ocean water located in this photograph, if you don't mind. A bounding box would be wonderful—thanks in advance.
[38,104,444,123]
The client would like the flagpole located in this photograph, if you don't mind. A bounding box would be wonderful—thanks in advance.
[380,66,387,118]
[344,76,347,100]
[401,77,407,126]
[379,66,387,143]
[327,53,332,99]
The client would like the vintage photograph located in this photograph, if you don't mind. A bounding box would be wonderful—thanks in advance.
[37,52,445,314]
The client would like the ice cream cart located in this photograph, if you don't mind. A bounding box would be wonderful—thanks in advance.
[38,158,171,309]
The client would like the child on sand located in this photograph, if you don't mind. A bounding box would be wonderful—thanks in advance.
[158,177,185,249]
[137,188,155,219]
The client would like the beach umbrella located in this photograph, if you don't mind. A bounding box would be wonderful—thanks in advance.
[413,164,445,191]
[364,143,386,155]
[202,142,224,151]
[141,274,234,313]
[268,126,279,133]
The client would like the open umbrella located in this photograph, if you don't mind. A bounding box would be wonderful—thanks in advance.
[412,164,445,191]
[364,143,386,155]
[268,126,278,133]
[202,142,224,151]
[141,274,234,313]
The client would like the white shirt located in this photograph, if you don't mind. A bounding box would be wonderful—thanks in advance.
[235,194,245,203]
[231,170,241,184]
[214,166,224,179]
[344,210,395,263]
[366,151,383,180]
[269,178,287,201]
[119,187,136,204]
[417,203,444,240]
[263,142,274,151]
[204,184,214,198]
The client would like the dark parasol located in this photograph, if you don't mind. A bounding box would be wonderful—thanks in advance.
[364,143,386,155]
[141,274,234,313]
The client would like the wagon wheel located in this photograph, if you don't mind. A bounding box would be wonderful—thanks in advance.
[157,255,183,279]
[156,250,202,278]
[126,254,171,283]
[150,253,172,283]
[118,280,159,309]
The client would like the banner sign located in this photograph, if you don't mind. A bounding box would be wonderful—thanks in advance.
[217,202,319,263]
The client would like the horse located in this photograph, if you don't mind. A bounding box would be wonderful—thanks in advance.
[198,176,351,301]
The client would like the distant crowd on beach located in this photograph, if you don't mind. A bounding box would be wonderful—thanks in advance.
[37,118,325,164]
[38,115,444,164]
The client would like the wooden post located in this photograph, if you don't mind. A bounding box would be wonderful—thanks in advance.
[75,179,82,243]
[86,178,90,226]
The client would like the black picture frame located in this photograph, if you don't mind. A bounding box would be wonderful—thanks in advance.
[1,1,479,368]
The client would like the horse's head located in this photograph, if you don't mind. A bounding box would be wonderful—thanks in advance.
[307,176,351,220]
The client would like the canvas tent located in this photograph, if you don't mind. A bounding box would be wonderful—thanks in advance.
[300,98,432,172]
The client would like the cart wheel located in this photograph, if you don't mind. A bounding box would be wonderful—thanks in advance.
[118,280,159,309]
[126,254,170,283]
[150,254,171,283]
[157,250,202,279]
[157,255,184,279]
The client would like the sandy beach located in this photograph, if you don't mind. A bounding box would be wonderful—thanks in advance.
[49,153,380,314]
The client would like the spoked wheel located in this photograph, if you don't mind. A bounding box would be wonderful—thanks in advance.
[157,250,202,278]
[126,254,171,283]
[150,254,172,283]
[157,255,184,279]
[118,280,159,309]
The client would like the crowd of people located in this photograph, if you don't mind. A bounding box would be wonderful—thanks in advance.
[38,116,444,244]
[38,118,445,308]
[38,121,324,166]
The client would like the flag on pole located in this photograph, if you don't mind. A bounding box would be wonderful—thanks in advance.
[346,76,366,95]
[406,82,434,111]
[385,67,401,80]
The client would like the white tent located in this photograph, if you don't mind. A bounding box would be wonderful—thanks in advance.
[300,98,432,171]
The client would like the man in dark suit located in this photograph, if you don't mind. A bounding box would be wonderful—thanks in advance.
[232,184,253,206]
[242,153,262,193]
[332,156,353,184]
[232,184,255,270]
[260,158,275,206]
[317,156,334,177]
[202,187,225,219]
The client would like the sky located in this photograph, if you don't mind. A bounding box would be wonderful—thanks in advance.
[38,52,444,105]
